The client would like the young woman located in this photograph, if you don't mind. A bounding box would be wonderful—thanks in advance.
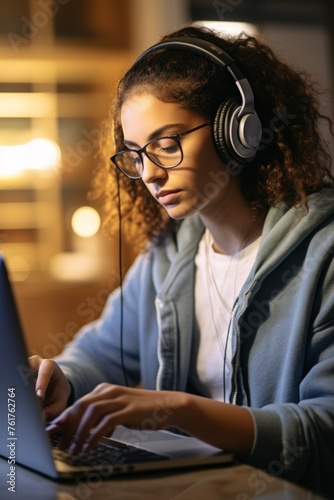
[30,26,334,496]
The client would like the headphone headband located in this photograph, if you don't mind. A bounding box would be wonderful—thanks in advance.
[135,37,239,75]
[134,37,251,114]
[133,36,262,170]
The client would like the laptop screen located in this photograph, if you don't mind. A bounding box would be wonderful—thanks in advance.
[0,255,58,478]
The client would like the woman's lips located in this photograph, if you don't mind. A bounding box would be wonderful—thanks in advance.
[156,190,181,205]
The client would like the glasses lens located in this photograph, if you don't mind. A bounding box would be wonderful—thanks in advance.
[116,151,143,178]
[146,137,181,168]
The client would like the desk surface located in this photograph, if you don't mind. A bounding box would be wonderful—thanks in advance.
[0,459,324,500]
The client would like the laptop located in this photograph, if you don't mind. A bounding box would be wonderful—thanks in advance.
[0,254,234,481]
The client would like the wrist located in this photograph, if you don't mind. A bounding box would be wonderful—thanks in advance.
[165,394,254,460]
[164,391,193,429]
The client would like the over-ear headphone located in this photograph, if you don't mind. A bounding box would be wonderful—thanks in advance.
[133,37,262,173]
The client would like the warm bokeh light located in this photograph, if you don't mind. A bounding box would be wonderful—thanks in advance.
[193,21,258,38]
[0,138,61,177]
[71,206,101,238]
[49,252,103,282]
[6,255,31,282]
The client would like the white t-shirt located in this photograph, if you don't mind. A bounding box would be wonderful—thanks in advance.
[190,229,261,402]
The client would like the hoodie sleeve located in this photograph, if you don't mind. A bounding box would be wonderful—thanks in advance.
[245,265,334,497]
[54,252,153,398]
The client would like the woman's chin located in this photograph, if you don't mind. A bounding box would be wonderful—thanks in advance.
[164,203,199,220]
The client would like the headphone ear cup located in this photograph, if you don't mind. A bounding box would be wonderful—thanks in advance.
[213,99,236,165]
[213,97,244,172]
[213,96,260,173]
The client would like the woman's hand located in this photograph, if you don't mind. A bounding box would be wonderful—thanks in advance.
[29,355,72,421]
[47,384,185,455]
[47,383,254,460]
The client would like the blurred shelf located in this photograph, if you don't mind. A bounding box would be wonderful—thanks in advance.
[0,202,52,228]
[0,48,135,84]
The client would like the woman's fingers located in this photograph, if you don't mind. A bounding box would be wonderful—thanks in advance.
[69,401,122,454]
[28,356,72,421]
[81,410,128,453]
[35,359,56,398]
[46,407,76,450]
[47,385,182,455]
[47,386,129,453]
[50,398,104,450]
[28,356,56,399]
[53,389,124,452]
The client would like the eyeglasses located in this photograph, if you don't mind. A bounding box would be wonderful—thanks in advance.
[110,122,210,180]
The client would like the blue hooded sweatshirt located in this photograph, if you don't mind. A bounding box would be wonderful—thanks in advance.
[56,188,334,497]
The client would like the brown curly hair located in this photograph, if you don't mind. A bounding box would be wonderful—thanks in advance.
[93,25,333,247]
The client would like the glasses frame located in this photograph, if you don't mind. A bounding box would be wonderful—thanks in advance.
[110,122,210,180]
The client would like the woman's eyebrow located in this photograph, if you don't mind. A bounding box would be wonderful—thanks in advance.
[123,123,184,147]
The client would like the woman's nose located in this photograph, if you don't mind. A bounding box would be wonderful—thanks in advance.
[141,156,167,184]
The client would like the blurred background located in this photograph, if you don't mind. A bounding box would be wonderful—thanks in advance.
[0,0,333,356]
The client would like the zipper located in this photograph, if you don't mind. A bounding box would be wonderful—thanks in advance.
[155,297,164,390]
[231,285,257,405]
[230,302,239,405]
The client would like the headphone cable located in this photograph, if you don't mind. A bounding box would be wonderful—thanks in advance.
[116,169,129,387]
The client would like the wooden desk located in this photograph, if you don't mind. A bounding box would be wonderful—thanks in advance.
[0,459,324,499]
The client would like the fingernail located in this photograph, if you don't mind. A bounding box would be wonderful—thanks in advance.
[36,389,43,398]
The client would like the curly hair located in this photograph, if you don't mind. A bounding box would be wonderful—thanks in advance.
[93,25,333,247]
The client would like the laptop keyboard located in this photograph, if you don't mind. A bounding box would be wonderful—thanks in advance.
[51,436,168,467]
